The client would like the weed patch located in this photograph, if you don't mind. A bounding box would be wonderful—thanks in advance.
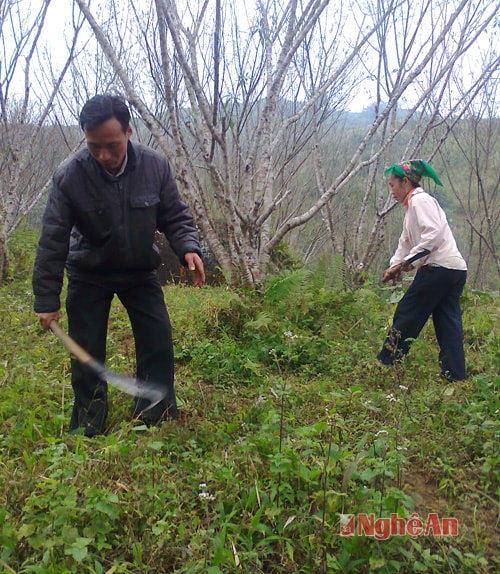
[1,264,498,573]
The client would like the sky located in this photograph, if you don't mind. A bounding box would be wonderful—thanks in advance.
[18,0,372,113]
[5,0,498,116]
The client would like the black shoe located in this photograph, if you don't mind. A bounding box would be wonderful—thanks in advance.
[135,405,179,427]
[440,371,466,382]
[69,422,103,437]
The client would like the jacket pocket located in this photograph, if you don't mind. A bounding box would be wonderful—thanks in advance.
[129,190,160,235]
[75,205,114,243]
[130,193,160,209]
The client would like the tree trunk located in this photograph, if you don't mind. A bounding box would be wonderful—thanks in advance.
[0,230,8,282]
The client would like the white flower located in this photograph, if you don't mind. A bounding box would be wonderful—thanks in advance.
[199,491,215,501]
[198,482,215,501]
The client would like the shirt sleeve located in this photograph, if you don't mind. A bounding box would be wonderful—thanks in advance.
[32,176,74,312]
[157,159,202,264]
[390,217,412,267]
[403,193,446,264]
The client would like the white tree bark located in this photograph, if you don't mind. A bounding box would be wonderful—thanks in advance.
[0,0,83,280]
[3,0,498,288]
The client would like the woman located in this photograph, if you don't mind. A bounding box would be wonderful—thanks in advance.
[377,159,467,381]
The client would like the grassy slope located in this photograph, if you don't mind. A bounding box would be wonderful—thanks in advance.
[0,262,498,573]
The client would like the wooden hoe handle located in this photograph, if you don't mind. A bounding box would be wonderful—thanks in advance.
[49,321,93,364]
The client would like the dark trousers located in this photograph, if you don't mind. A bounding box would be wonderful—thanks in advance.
[377,266,467,380]
[66,271,176,436]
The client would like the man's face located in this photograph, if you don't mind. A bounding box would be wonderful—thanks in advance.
[388,173,410,204]
[84,117,132,175]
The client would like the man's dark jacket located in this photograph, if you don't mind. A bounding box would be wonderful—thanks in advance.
[32,141,201,313]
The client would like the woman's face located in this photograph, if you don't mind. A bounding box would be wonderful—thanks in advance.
[388,173,411,204]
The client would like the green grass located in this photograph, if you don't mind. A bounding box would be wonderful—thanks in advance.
[0,244,498,573]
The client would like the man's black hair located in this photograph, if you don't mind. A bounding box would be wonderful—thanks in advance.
[79,94,131,133]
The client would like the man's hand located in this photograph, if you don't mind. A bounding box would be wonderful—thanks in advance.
[184,252,205,287]
[35,311,61,331]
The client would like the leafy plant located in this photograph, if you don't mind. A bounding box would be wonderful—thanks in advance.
[0,229,498,572]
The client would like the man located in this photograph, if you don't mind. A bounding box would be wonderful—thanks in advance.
[32,94,205,436]
[377,159,467,381]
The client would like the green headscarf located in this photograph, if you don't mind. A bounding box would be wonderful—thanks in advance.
[384,159,443,186]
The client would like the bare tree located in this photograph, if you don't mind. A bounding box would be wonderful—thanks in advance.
[69,0,499,287]
[322,0,500,282]
[0,0,83,281]
[439,83,499,288]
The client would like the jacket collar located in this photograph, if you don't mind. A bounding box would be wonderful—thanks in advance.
[126,140,137,171]
[80,139,138,181]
